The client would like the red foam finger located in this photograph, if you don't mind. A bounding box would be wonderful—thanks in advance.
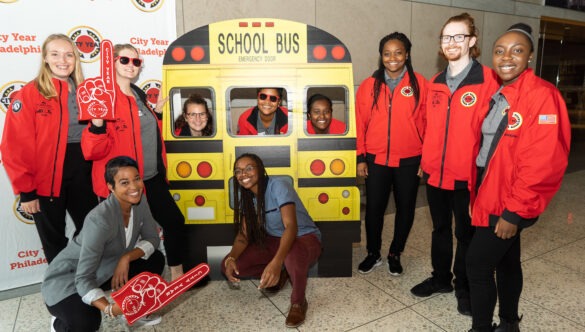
[111,263,210,325]
[100,40,116,93]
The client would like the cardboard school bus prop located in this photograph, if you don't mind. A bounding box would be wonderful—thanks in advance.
[162,18,360,277]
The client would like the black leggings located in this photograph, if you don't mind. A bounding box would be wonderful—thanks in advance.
[364,161,419,256]
[467,226,523,330]
[144,172,187,266]
[33,143,98,263]
[426,184,474,291]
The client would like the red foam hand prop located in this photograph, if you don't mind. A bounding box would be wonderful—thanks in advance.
[111,263,210,325]
[77,39,116,120]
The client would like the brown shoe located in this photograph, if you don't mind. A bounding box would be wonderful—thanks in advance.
[265,268,289,293]
[285,299,308,328]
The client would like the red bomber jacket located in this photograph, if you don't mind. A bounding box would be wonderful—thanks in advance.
[470,69,571,228]
[81,83,167,198]
[237,106,288,135]
[355,71,428,167]
[421,60,500,190]
[1,78,72,201]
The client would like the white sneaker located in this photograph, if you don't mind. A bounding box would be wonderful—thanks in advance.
[50,316,56,332]
[120,314,162,327]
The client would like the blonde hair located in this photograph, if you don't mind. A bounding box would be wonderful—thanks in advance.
[114,43,140,58]
[35,34,84,99]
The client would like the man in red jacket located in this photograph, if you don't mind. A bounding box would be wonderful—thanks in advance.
[410,13,499,317]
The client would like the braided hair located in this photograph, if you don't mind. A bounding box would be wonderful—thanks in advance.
[371,32,420,111]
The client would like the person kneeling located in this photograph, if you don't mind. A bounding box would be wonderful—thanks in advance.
[42,156,165,331]
[222,153,322,328]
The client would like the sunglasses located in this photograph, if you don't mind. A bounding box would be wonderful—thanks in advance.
[258,92,280,103]
[116,56,142,67]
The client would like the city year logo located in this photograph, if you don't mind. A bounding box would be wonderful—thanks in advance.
[460,92,477,107]
[140,80,162,111]
[0,81,25,113]
[132,0,164,12]
[68,26,102,63]
[400,86,413,97]
[13,196,34,225]
[507,112,523,131]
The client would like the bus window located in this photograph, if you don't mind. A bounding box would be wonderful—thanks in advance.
[170,87,215,137]
[305,87,348,135]
[228,87,290,136]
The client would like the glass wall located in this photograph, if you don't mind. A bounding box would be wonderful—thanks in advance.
[537,17,585,141]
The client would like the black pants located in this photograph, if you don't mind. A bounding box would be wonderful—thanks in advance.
[426,184,474,291]
[467,226,523,330]
[144,172,187,267]
[47,250,165,332]
[364,161,419,256]
[33,143,98,263]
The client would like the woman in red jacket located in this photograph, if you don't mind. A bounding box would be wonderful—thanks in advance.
[237,88,288,135]
[81,44,188,281]
[466,24,571,332]
[306,94,346,135]
[1,34,97,262]
[355,32,427,276]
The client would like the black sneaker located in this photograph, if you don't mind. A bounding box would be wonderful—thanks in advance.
[357,253,382,274]
[456,293,472,316]
[410,277,453,297]
[387,254,403,276]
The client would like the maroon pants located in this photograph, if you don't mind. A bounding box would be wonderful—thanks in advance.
[222,234,321,304]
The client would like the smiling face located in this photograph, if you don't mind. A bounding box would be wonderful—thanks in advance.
[107,166,144,209]
[115,48,141,82]
[184,103,209,136]
[382,39,407,79]
[492,31,533,86]
[256,88,280,118]
[440,21,476,62]
[234,156,259,194]
[45,39,76,81]
[309,99,333,134]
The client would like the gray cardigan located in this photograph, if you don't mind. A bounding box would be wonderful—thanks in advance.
[42,194,160,306]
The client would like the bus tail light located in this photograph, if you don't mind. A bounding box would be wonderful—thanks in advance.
[176,161,192,178]
[195,195,205,206]
[310,159,326,176]
[318,193,329,204]
[197,161,212,178]
[342,207,350,215]
[330,158,345,175]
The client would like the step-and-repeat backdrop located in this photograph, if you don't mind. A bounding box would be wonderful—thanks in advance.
[0,0,176,291]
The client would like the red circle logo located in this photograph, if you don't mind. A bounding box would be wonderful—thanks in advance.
[140,80,162,111]
[132,0,164,12]
[68,26,102,63]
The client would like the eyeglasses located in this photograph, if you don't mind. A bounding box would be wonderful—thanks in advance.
[440,34,471,44]
[234,165,256,177]
[116,56,142,67]
[186,112,207,119]
[258,93,280,103]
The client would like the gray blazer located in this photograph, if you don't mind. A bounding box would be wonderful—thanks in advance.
[42,194,160,306]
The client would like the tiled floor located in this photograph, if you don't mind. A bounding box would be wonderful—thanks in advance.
[1,170,584,331]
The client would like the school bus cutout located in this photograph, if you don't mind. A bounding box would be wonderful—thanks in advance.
[162,18,360,277]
